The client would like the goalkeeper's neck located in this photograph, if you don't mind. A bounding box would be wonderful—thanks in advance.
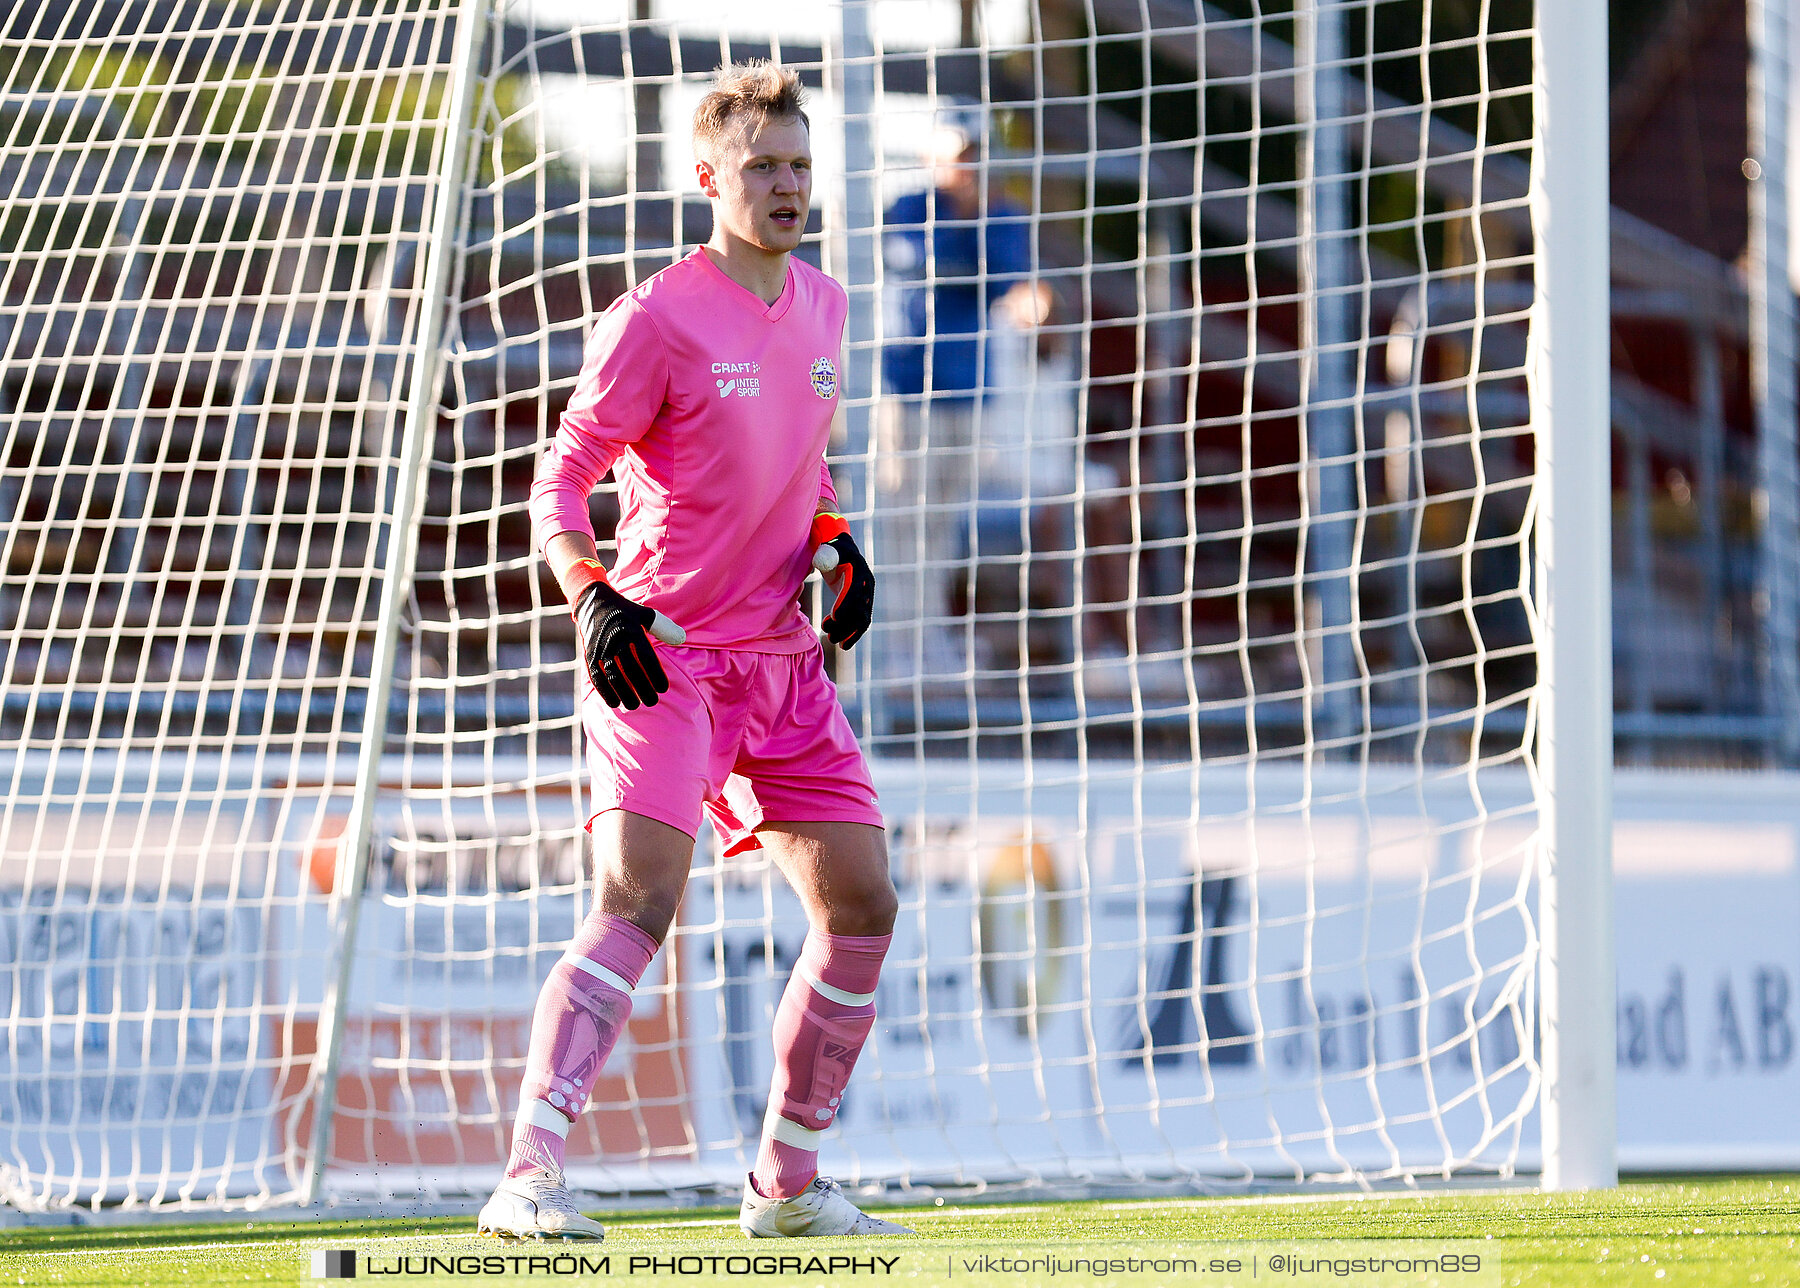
[700,237,793,308]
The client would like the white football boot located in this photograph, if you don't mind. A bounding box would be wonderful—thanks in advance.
[739,1174,913,1237]
[478,1167,606,1241]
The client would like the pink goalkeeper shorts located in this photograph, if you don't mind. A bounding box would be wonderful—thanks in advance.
[581,644,883,856]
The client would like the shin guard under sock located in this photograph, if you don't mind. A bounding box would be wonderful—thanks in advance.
[506,910,658,1179]
[751,931,890,1199]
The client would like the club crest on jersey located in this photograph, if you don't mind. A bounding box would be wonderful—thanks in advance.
[809,357,838,400]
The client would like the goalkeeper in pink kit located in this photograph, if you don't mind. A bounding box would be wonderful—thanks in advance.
[478,63,908,1241]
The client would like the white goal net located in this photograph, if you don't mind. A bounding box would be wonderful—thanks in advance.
[0,0,1588,1212]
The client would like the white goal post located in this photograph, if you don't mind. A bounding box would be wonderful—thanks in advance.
[1532,0,1615,1193]
[0,0,1613,1212]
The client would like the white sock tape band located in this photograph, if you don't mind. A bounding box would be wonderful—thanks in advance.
[519,1097,573,1139]
[766,1112,828,1149]
[803,971,876,1008]
[563,952,635,996]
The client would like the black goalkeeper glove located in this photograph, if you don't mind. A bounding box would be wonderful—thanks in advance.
[810,513,875,649]
[567,560,684,710]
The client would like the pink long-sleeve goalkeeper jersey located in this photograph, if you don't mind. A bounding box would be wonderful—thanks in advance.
[529,249,845,654]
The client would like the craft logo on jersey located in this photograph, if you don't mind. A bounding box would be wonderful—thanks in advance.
[809,356,838,400]
[713,360,760,398]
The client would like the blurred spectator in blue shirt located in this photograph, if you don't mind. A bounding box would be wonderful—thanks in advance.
[874,130,1052,700]
[881,139,1038,399]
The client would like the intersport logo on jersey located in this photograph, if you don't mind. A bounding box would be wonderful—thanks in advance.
[713,361,760,398]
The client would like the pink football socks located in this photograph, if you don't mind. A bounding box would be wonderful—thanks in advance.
[505,910,658,1179]
[751,931,891,1199]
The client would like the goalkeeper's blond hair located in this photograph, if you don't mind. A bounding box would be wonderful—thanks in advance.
[693,61,810,160]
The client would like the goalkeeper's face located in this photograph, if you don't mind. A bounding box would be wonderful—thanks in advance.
[698,115,813,257]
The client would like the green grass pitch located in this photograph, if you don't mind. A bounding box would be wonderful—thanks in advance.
[2,1176,1796,1287]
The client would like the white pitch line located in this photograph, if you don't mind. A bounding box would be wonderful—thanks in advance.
[12,1189,1533,1262]
[824,1205,1053,1221]
[621,1216,741,1229]
[1101,1188,1532,1213]
[26,1207,960,1257]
